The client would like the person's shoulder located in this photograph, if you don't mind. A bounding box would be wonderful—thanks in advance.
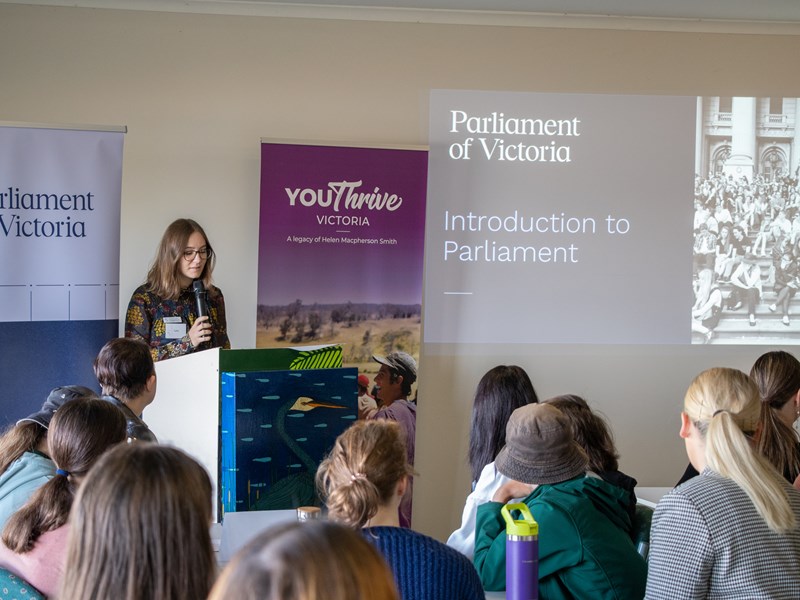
[598,469,638,492]
[373,527,475,566]
[787,483,800,515]
[101,394,125,409]
[129,422,158,443]
[0,452,53,491]
[376,400,416,418]
[366,527,483,599]
[400,399,417,414]
[206,283,225,298]
[526,483,581,520]
[659,470,738,517]
[106,406,156,443]
[22,452,54,477]
[128,284,159,305]
[116,405,157,441]
[474,462,506,492]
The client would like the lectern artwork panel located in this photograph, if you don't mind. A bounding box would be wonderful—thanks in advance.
[220,367,358,513]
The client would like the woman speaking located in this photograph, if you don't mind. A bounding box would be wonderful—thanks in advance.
[125,218,230,361]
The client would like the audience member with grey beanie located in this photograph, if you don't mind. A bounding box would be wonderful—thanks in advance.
[473,403,646,599]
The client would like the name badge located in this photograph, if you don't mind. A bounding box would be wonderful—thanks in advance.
[163,317,186,339]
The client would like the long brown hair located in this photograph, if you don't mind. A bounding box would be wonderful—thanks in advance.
[0,421,46,475]
[208,521,399,600]
[1,399,126,552]
[316,420,412,529]
[546,395,619,473]
[750,350,800,481]
[145,218,215,299]
[61,444,215,600]
[468,365,538,482]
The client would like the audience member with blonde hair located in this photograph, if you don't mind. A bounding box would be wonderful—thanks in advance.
[646,367,800,598]
[60,443,215,600]
[677,350,800,486]
[0,386,96,530]
[0,398,126,596]
[208,520,400,600]
[316,420,484,600]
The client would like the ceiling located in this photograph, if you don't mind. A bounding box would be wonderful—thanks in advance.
[3,0,800,33]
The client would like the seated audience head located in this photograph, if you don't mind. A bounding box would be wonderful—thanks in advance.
[316,420,412,528]
[357,374,371,396]
[1,398,126,552]
[682,367,795,532]
[93,337,155,404]
[469,365,538,482]
[61,444,215,600]
[208,520,399,600]
[494,403,588,485]
[749,350,800,480]
[545,394,619,473]
[0,385,96,474]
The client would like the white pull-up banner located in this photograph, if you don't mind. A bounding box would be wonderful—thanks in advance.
[0,123,124,423]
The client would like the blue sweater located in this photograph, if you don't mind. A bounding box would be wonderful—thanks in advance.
[363,526,485,600]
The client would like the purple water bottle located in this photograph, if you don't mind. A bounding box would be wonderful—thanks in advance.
[501,502,538,600]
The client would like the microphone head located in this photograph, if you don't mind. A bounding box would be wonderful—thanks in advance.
[193,279,209,319]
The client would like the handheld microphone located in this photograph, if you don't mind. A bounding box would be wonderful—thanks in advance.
[193,279,210,320]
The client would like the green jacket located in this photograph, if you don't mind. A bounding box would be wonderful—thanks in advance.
[474,475,646,599]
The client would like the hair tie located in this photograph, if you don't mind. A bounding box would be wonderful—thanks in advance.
[350,472,367,483]
[713,409,729,417]
[55,468,71,477]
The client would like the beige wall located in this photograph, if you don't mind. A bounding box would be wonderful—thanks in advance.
[3,3,800,540]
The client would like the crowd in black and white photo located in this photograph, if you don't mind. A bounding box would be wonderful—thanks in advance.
[693,170,800,341]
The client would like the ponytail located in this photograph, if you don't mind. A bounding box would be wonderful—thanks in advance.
[316,420,412,529]
[2,472,74,551]
[687,368,796,534]
[318,471,383,529]
[1,399,126,553]
[756,401,800,482]
[750,350,800,482]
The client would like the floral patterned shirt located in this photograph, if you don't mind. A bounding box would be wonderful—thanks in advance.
[125,283,231,361]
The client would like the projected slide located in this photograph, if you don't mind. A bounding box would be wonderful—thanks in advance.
[424,91,800,345]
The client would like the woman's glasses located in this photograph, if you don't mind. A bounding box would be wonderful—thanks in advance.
[182,248,212,261]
